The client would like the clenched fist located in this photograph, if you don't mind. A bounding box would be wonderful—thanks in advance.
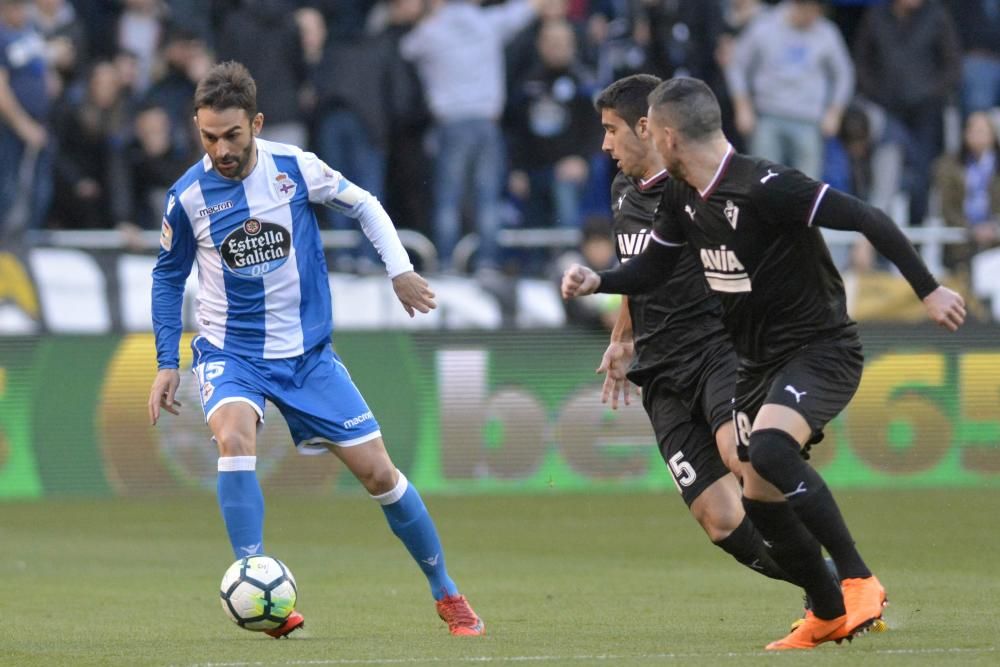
[561,263,601,299]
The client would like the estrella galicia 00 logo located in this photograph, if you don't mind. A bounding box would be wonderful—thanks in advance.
[219,218,291,277]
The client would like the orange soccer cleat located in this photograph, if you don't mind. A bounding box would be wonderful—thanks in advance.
[842,575,888,634]
[265,610,305,639]
[765,611,852,650]
[435,594,485,636]
[791,557,841,632]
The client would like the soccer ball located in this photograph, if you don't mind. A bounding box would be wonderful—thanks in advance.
[219,555,298,631]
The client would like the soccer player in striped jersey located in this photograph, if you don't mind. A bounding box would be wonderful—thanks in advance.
[564,77,965,650]
[147,61,482,638]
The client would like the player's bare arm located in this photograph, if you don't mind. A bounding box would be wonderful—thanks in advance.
[597,298,635,409]
[148,368,182,425]
[392,270,437,317]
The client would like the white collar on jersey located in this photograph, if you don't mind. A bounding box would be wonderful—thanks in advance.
[639,168,668,188]
[698,143,735,198]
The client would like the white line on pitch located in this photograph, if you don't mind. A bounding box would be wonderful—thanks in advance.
[179,645,998,667]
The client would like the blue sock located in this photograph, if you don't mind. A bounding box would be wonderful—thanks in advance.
[217,456,265,559]
[374,472,458,600]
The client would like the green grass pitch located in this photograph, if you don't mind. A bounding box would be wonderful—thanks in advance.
[2,490,998,666]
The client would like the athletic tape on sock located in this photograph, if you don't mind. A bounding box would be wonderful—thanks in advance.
[370,470,409,505]
[217,456,257,472]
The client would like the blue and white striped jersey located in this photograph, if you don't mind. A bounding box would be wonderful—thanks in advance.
[152,139,411,368]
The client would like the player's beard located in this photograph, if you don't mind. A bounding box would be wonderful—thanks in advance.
[215,141,255,179]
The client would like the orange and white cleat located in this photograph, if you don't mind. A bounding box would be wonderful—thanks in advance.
[842,575,888,635]
[265,610,305,639]
[435,594,485,636]
[766,611,852,650]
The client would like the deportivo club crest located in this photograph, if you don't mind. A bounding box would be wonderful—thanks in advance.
[274,172,296,198]
[724,200,740,230]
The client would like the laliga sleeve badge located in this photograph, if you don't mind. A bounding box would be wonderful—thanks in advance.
[160,217,173,251]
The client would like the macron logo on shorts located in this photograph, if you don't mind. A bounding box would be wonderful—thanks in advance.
[343,411,374,429]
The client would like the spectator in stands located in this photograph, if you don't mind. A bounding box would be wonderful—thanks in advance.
[30,0,87,95]
[506,0,578,93]
[400,0,547,275]
[307,0,379,40]
[112,48,141,106]
[116,0,164,95]
[144,26,211,157]
[720,0,765,37]
[49,60,128,229]
[305,4,406,272]
[854,0,961,225]
[294,6,325,122]
[714,0,764,151]
[725,0,854,180]
[507,18,599,230]
[377,0,433,245]
[0,0,51,235]
[114,103,190,234]
[163,0,212,45]
[216,0,307,147]
[942,0,1000,118]
[71,0,118,60]
[934,111,1000,272]
[633,0,725,82]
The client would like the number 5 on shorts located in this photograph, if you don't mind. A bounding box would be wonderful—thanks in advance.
[668,451,697,487]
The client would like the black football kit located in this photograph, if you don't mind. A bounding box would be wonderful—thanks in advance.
[600,147,938,456]
[610,169,735,505]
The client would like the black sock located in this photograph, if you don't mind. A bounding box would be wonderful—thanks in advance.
[791,482,872,580]
[746,429,873,582]
[714,515,801,585]
[742,498,845,619]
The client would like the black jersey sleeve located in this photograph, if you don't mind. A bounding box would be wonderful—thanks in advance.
[813,188,940,299]
[595,238,684,295]
[753,162,828,228]
[651,178,687,244]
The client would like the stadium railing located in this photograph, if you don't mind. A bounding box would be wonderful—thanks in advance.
[450,218,970,278]
[19,218,974,280]
[23,228,441,272]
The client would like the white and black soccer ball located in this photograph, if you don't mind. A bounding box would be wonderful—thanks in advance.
[219,555,297,631]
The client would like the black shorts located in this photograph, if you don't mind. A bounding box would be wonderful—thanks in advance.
[733,335,864,461]
[641,344,738,507]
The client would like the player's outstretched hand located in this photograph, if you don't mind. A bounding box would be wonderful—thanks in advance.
[923,285,966,332]
[561,263,601,299]
[148,368,181,425]
[392,270,437,317]
[596,340,635,410]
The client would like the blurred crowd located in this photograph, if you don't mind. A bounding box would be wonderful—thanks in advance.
[2,0,999,285]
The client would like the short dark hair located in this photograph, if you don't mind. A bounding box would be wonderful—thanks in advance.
[193,61,257,119]
[647,77,722,142]
[594,74,662,130]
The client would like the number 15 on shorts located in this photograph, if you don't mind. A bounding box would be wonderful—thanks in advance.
[668,451,697,490]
